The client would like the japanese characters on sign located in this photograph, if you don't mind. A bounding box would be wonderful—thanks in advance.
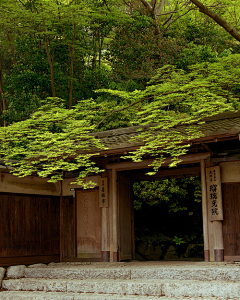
[99,177,108,208]
[206,166,223,221]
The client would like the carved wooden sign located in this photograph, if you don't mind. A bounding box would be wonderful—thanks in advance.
[206,166,223,221]
[99,177,108,208]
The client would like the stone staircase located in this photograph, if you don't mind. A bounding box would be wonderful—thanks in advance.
[1,261,240,299]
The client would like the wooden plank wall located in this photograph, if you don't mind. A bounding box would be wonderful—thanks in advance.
[222,183,240,260]
[76,189,102,259]
[0,193,60,266]
[61,196,76,259]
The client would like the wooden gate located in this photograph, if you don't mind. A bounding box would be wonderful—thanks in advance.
[0,193,60,266]
[222,183,240,261]
[76,189,102,259]
[118,173,133,261]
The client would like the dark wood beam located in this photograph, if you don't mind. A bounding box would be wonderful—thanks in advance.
[131,166,201,181]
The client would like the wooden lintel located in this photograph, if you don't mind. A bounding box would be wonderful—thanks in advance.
[211,156,240,163]
[106,152,211,171]
[131,166,201,181]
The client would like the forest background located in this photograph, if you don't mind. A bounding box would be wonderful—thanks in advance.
[0,0,239,260]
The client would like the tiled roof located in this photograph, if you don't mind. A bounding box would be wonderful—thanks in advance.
[94,111,240,151]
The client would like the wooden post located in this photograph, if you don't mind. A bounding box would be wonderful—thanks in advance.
[108,170,113,262]
[213,220,224,261]
[102,207,110,261]
[60,181,63,262]
[205,165,224,262]
[112,168,119,262]
[100,173,110,262]
[200,159,210,262]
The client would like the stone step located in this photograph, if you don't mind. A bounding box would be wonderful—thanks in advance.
[0,292,239,300]
[7,264,240,281]
[2,278,240,298]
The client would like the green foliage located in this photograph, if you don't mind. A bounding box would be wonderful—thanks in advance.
[99,54,239,173]
[173,236,186,245]
[0,54,239,184]
[0,0,239,184]
[133,177,202,212]
[0,97,105,187]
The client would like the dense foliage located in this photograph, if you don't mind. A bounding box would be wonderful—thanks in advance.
[0,0,239,184]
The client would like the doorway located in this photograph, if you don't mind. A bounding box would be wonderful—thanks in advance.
[117,166,204,261]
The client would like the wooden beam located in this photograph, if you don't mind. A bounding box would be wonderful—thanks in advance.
[111,168,118,261]
[106,153,211,171]
[213,220,224,262]
[0,255,60,267]
[131,166,201,181]
[102,207,110,261]
[224,256,240,262]
[108,170,113,262]
[200,159,209,261]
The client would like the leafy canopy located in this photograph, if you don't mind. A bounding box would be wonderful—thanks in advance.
[0,54,239,185]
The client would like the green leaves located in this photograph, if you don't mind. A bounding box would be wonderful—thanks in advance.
[0,54,239,184]
[0,97,106,187]
[98,54,239,172]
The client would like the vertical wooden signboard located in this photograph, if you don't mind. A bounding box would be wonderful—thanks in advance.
[99,178,108,208]
[206,166,223,221]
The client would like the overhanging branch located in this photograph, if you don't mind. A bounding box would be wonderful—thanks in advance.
[190,0,240,42]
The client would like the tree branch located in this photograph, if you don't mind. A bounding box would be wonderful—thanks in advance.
[162,7,195,32]
[190,0,240,42]
[103,0,112,12]
[140,0,154,12]
[95,97,152,129]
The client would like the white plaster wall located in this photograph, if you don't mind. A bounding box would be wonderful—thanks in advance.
[220,161,240,183]
[0,172,61,196]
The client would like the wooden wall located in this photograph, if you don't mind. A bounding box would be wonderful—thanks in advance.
[0,193,60,266]
[60,196,76,259]
[222,183,240,261]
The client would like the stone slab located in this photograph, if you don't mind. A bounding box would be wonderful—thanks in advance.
[24,268,131,280]
[6,265,26,279]
[2,278,163,296]
[2,278,67,293]
[0,267,5,286]
[163,280,240,298]
[0,291,165,300]
[3,278,240,298]
[131,267,240,281]
[23,264,240,282]
[1,292,237,300]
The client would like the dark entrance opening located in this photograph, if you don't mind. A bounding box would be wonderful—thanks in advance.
[124,164,204,261]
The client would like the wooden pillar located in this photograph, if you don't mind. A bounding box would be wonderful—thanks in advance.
[60,181,63,262]
[109,170,113,262]
[205,164,224,262]
[200,159,210,262]
[102,207,110,261]
[213,220,224,261]
[112,168,119,262]
[100,172,110,262]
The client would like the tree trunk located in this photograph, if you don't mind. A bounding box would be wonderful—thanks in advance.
[69,23,76,109]
[6,30,19,70]
[41,3,56,97]
[0,54,7,127]
[190,0,240,42]
[44,34,56,97]
[139,0,164,44]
